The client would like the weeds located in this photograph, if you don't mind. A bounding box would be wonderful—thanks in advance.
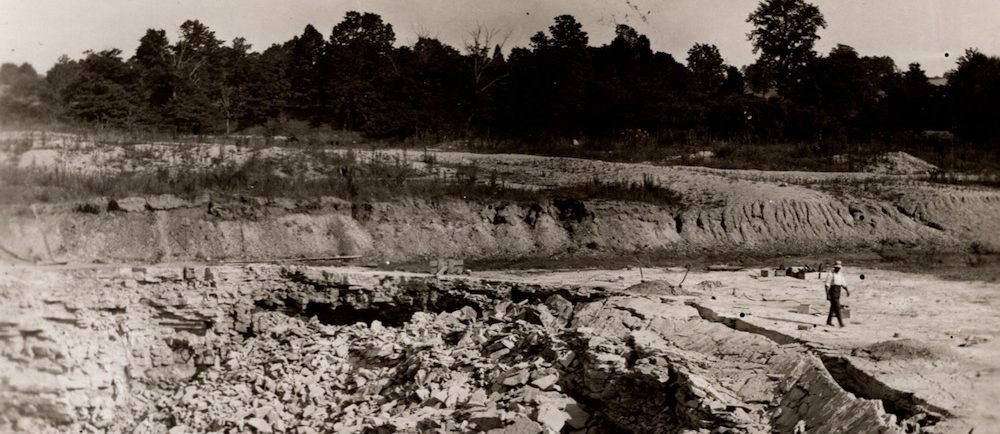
[927,172,1000,189]
[421,149,438,172]
[9,124,1000,177]
[0,153,686,209]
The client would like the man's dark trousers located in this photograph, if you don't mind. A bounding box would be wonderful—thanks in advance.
[827,285,845,327]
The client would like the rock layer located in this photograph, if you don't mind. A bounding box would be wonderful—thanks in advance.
[2,189,999,264]
[0,266,927,433]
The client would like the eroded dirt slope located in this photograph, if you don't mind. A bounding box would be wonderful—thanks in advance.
[3,136,999,264]
[2,189,998,265]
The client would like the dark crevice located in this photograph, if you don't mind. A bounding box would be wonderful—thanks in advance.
[685,301,801,345]
[302,302,416,327]
[687,301,948,431]
[252,283,486,328]
[819,355,949,429]
[523,203,544,228]
[553,198,590,223]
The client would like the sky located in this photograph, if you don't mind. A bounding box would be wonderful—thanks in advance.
[2,0,998,77]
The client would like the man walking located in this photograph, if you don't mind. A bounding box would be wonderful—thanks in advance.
[824,260,850,327]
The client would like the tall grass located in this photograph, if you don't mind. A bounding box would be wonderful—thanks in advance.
[0,152,686,208]
[7,124,999,176]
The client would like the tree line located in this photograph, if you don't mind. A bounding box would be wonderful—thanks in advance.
[2,0,1000,148]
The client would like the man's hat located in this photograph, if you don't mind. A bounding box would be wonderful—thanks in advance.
[834,260,843,267]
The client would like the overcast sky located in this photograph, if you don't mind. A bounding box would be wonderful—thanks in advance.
[2,0,998,76]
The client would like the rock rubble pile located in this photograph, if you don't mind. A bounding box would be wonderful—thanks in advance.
[149,295,594,434]
[0,265,932,434]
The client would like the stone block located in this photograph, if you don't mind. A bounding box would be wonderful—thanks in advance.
[108,197,147,212]
[146,194,189,210]
[183,267,197,281]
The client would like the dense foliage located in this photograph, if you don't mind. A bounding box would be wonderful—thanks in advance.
[1,1,999,149]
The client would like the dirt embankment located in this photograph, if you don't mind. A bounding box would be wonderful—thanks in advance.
[2,187,998,264]
[3,136,999,264]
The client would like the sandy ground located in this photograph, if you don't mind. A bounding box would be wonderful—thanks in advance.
[472,265,1000,432]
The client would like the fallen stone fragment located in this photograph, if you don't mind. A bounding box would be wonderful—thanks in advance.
[558,350,576,368]
[530,374,558,391]
[502,369,530,387]
[488,415,543,434]
[467,389,488,407]
[564,402,589,429]
[245,417,272,433]
[490,348,510,360]
[108,197,147,212]
[535,402,568,432]
[146,194,190,210]
[470,408,503,430]
[454,305,478,322]
[545,295,574,321]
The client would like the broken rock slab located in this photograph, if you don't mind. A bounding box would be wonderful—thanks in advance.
[530,374,558,391]
[146,194,191,210]
[107,197,147,213]
[488,415,543,434]
[535,401,569,432]
[502,369,531,387]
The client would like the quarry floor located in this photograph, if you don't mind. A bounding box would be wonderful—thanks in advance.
[0,261,996,433]
[475,265,1000,433]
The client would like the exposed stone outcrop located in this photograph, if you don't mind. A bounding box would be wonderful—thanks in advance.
[0,266,930,433]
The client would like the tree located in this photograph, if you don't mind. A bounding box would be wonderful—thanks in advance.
[241,43,291,129]
[134,29,172,70]
[167,20,224,132]
[172,20,223,82]
[747,0,826,92]
[61,49,140,126]
[132,29,174,124]
[216,37,253,134]
[45,55,81,101]
[946,49,1000,143]
[0,62,51,122]
[519,15,592,133]
[530,15,588,52]
[890,62,934,131]
[721,66,745,95]
[586,25,657,134]
[286,25,326,121]
[329,11,395,55]
[324,12,397,130]
[377,37,467,137]
[815,45,875,117]
[609,24,650,56]
[463,26,510,133]
[687,43,727,95]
